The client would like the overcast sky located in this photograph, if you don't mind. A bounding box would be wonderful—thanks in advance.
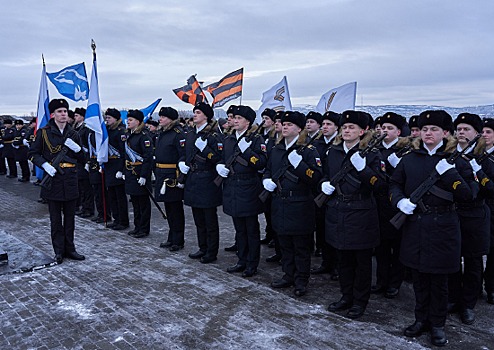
[1,0,493,115]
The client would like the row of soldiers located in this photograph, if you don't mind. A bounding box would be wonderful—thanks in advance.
[25,98,493,348]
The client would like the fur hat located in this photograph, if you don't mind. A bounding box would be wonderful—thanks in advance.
[193,102,214,121]
[408,115,419,128]
[340,110,371,129]
[483,118,494,131]
[454,113,483,133]
[281,111,306,130]
[322,111,341,126]
[158,107,178,120]
[234,105,256,124]
[418,110,453,130]
[261,108,276,121]
[105,108,121,120]
[48,98,69,113]
[381,112,406,130]
[306,111,323,126]
[127,109,145,123]
[74,107,86,117]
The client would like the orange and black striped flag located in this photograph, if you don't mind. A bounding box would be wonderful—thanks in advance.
[173,75,207,105]
[204,68,243,108]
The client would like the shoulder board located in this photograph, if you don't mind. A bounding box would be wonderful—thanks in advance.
[174,127,181,133]
[307,144,315,150]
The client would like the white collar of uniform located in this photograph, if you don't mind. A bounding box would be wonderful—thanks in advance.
[457,142,475,154]
[285,135,299,149]
[236,129,247,139]
[487,145,494,154]
[324,133,336,144]
[382,138,399,149]
[424,140,444,156]
[343,141,359,154]
[196,123,207,133]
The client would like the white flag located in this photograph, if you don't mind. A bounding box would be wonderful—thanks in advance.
[256,76,292,123]
[316,81,357,114]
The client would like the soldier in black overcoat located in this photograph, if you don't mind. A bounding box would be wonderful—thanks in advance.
[179,102,223,264]
[263,111,323,297]
[104,108,129,231]
[372,112,409,299]
[480,118,494,305]
[12,119,30,182]
[124,109,154,238]
[2,118,17,178]
[28,99,86,264]
[218,105,267,277]
[154,107,186,251]
[389,110,476,347]
[311,111,340,279]
[88,129,111,224]
[322,111,382,319]
[447,113,491,324]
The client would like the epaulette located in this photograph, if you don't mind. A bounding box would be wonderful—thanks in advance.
[174,127,181,133]
[307,144,315,150]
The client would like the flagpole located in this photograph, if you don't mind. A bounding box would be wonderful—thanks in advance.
[194,74,210,105]
[239,69,244,106]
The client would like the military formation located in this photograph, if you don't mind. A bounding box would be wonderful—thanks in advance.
[2,98,494,347]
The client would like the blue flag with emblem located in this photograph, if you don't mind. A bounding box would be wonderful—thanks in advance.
[85,43,108,164]
[120,98,162,126]
[47,62,89,101]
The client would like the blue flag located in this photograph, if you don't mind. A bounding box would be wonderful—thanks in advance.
[47,62,89,101]
[85,53,108,164]
[120,98,162,126]
[35,58,51,180]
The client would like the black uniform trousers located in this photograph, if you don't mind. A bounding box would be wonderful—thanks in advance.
[6,156,17,177]
[191,207,219,259]
[92,183,111,220]
[18,159,30,180]
[107,184,129,227]
[0,154,6,174]
[411,269,448,327]
[278,234,312,288]
[264,196,282,256]
[338,248,373,307]
[130,194,151,234]
[316,206,338,271]
[164,201,185,246]
[232,215,260,269]
[77,179,94,214]
[375,236,404,289]
[448,256,484,309]
[48,199,77,255]
[485,249,494,293]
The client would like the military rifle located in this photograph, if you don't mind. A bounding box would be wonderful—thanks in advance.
[389,134,481,230]
[259,130,322,203]
[177,121,217,185]
[40,131,75,190]
[213,120,265,187]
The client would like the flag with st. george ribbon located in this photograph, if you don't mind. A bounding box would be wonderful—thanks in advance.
[34,57,51,180]
[256,76,292,123]
[316,81,357,114]
[47,62,89,102]
[173,75,207,105]
[85,46,108,164]
[204,68,243,108]
[120,98,162,126]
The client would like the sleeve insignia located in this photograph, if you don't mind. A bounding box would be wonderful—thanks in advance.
[481,177,490,186]
[315,157,322,167]
[144,140,151,147]
[207,152,214,160]
[380,161,386,172]
[260,144,267,152]
[370,176,377,185]
[452,180,461,190]
[306,168,314,178]
[250,156,258,164]
[179,139,185,147]
[217,143,223,151]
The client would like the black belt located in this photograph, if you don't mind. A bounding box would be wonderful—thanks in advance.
[456,200,485,209]
[230,173,253,180]
[335,193,368,202]
[275,189,309,198]
[419,203,456,214]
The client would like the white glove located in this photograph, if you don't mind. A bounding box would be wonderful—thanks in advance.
[435,159,455,175]
[470,159,482,173]
[263,178,277,192]
[115,171,123,179]
[238,138,252,153]
[99,167,103,174]
[84,163,90,172]
[138,177,146,186]
[350,152,366,172]
[12,145,19,149]
[23,139,29,147]
[194,137,207,152]
[397,198,417,215]
[160,181,167,195]
[64,138,81,153]
[387,153,401,168]
[216,164,230,178]
[178,161,190,175]
[321,181,336,196]
[122,174,125,180]
[0,144,3,149]
[41,162,56,177]
[288,150,303,168]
